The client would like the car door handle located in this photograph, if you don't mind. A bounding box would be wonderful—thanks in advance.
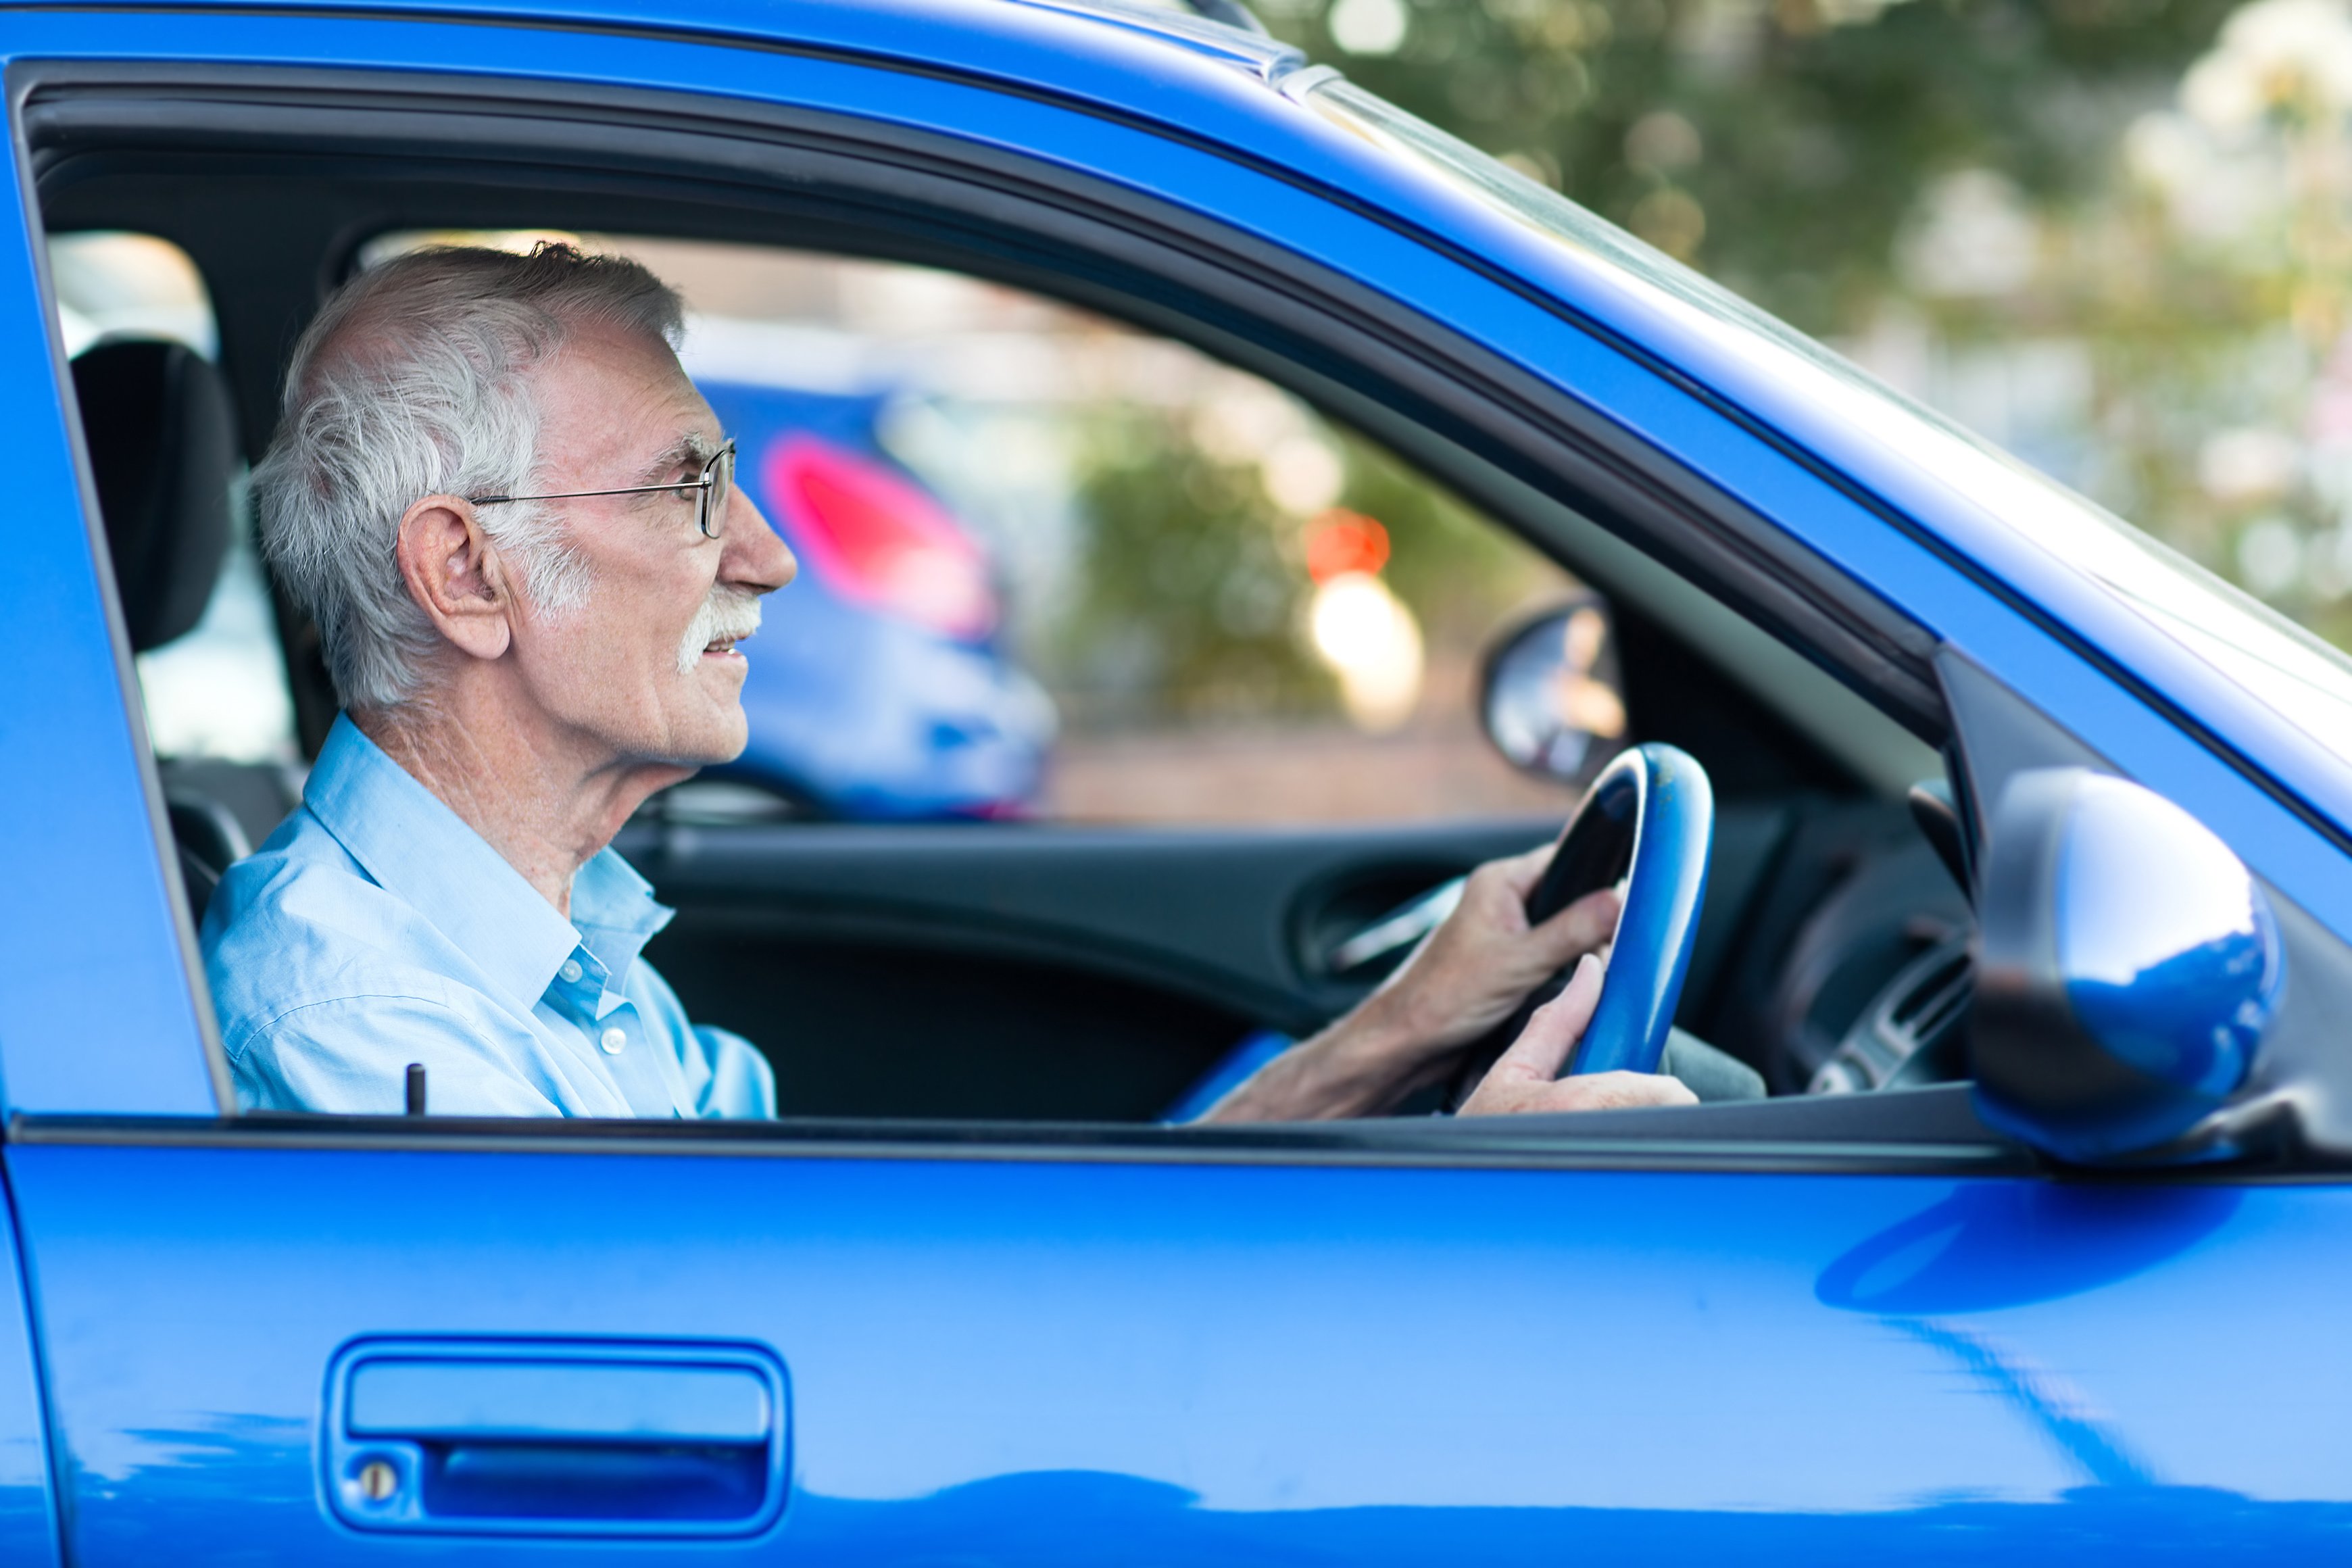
[324,1338,789,1538]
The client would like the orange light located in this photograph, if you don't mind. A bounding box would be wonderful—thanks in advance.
[1304,510,1390,584]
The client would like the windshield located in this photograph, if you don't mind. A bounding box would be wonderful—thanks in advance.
[1302,76,2352,783]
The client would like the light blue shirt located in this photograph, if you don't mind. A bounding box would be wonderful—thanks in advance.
[203,714,776,1119]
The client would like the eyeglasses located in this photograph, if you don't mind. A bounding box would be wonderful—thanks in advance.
[468,441,737,540]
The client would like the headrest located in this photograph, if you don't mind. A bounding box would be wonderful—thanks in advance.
[72,338,237,653]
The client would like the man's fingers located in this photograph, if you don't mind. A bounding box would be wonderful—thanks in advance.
[1527,885,1621,964]
[1539,1071,1699,1112]
[1490,843,1557,901]
[1459,1064,1698,1117]
[1490,953,1604,1082]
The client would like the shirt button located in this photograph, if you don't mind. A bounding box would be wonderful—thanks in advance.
[559,960,583,984]
[599,1027,627,1055]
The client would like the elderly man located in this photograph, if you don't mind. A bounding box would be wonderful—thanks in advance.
[204,244,1695,1122]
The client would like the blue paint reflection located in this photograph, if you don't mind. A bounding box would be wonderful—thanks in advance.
[777,1472,2352,1564]
[1892,1318,2151,1488]
[2057,773,2282,1097]
[1817,1183,2240,1315]
[1815,1183,2244,1518]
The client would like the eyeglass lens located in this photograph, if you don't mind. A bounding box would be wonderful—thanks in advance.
[700,445,736,539]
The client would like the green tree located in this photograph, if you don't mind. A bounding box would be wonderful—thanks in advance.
[1268,0,2238,335]
[1054,410,1334,727]
[1270,0,2352,645]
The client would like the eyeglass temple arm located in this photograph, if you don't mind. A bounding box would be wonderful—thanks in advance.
[466,479,708,506]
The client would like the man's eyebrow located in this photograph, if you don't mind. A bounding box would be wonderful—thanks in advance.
[633,431,719,486]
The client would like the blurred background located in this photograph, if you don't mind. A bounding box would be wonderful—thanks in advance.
[57,0,2352,825]
[1275,0,2352,643]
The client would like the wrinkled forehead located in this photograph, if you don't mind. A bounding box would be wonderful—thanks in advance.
[531,316,718,467]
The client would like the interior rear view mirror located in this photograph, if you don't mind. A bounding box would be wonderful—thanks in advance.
[1479,596,1627,787]
[1973,768,2284,1164]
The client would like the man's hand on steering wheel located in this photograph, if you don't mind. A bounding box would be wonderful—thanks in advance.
[1457,954,1699,1117]
[1361,843,1620,1056]
[1199,846,1657,1123]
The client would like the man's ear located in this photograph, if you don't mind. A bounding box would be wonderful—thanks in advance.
[394,495,515,662]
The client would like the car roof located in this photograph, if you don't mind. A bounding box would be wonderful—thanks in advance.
[72,0,1300,79]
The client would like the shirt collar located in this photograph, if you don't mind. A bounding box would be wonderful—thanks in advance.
[570,841,675,991]
[303,714,673,1010]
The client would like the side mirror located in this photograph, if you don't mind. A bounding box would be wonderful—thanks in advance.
[1479,597,1628,786]
[1973,768,2284,1164]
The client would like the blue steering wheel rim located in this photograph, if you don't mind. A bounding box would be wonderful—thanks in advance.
[1564,742,1715,1077]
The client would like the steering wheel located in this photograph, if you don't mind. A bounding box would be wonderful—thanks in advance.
[1447,742,1715,1105]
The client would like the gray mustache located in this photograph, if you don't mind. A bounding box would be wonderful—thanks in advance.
[678,584,764,673]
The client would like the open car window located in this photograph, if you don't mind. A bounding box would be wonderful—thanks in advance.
[30,63,2007,1162]
[364,229,1594,828]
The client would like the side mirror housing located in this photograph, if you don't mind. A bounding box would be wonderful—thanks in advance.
[1973,768,2284,1163]
[1479,597,1627,786]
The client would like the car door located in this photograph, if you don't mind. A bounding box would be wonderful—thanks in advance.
[10,5,2352,1563]
[0,1204,58,1567]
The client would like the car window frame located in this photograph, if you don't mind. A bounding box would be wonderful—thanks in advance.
[3,39,2074,1167]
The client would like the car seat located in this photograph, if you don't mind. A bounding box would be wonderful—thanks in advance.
[72,337,289,921]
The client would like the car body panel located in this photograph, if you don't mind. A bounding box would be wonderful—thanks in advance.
[0,62,219,1117]
[14,1137,2352,1562]
[0,1185,60,1567]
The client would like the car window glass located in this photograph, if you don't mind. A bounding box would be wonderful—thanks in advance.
[51,233,299,773]
[366,230,1600,825]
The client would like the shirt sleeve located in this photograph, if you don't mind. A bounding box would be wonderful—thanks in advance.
[620,955,777,1121]
[690,1025,777,1119]
[231,991,570,1117]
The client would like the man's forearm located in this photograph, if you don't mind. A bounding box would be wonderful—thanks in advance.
[1194,863,1623,1125]
[1197,998,1437,1123]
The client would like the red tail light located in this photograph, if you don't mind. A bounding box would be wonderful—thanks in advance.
[762,435,996,639]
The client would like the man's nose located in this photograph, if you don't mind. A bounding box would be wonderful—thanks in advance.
[721,483,796,593]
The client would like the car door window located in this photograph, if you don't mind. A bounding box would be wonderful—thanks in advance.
[24,56,1981,1137]
[367,230,1595,825]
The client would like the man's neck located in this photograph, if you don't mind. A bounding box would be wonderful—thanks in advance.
[354,691,687,918]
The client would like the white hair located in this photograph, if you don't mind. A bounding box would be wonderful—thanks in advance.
[252,244,684,712]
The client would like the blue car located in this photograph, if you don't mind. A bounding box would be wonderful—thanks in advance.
[10,0,2352,1562]
[691,378,1050,820]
